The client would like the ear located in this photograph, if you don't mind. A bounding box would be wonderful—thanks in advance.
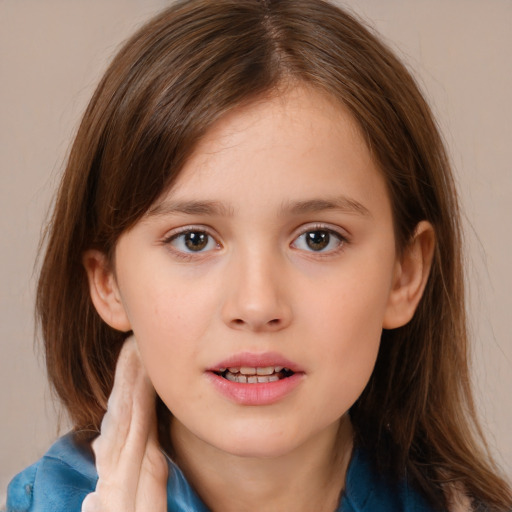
[383,221,435,329]
[83,250,131,332]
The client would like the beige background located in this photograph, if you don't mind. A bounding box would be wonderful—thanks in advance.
[1,0,511,501]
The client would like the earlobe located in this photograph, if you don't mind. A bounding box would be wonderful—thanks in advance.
[83,250,131,332]
[383,221,435,329]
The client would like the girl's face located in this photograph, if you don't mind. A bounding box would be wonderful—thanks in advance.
[109,87,402,458]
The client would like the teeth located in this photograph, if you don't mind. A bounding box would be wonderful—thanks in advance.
[221,367,287,384]
[225,366,285,375]
[257,366,283,375]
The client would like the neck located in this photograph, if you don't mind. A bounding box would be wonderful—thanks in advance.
[170,416,354,512]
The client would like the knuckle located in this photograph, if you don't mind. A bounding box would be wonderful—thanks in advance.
[81,492,103,512]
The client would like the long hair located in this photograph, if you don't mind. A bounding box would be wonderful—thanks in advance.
[37,0,512,509]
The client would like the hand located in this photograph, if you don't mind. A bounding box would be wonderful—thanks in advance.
[81,336,168,512]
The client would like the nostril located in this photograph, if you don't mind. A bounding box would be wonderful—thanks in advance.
[227,316,288,331]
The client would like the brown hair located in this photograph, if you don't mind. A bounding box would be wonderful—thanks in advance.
[37,0,512,509]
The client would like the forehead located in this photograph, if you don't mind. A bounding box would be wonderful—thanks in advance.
[149,86,389,220]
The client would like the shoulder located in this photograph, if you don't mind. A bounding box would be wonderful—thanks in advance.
[6,432,98,512]
[340,446,444,512]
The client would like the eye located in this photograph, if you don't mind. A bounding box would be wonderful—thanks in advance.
[292,228,345,253]
[166,230,219,253]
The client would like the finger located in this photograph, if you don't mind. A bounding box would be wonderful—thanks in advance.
[135,428,168,511]
[134,362,168,510]
[90,335,158,508]
[97,335,153,460]
[81,491,102,512]
[96,335,151,455]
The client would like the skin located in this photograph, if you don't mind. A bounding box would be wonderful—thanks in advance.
[81,337,168,512]
[84,86,435,511]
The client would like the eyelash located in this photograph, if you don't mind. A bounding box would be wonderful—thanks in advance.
[162,226,221,261]
[291,224,348,256]
[161,224,349,260]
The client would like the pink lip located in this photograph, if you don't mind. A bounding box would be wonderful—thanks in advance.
[205,352,305,406]
[207,352,303,373]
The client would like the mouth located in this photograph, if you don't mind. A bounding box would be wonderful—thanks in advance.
[214,366,295,384]
[206,352,303,404]
[207,359,303,405]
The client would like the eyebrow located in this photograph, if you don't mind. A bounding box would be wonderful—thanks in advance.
[146,196,371,218]
[147,199,234,217]
[281,197,371,217]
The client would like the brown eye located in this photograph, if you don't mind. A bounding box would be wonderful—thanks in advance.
[167,230,218,253]
[184,232,208,251]
[292,229,344,253]
[305,231,330,251]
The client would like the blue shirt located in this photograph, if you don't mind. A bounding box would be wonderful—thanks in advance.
[6,432,438,511]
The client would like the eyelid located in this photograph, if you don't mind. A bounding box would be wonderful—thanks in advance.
[160,222,349,260]
[161,225,222,259]
[292,222,350,241]
[290,222,350,254]
[161,224,220,243]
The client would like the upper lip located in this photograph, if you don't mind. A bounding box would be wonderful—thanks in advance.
[207,352,303,373]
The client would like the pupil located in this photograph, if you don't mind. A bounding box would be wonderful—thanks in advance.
[306,231,329,251]
[185,232,208,251]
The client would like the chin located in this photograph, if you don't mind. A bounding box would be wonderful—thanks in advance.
[218,440,299,459]
[206,423,306,459]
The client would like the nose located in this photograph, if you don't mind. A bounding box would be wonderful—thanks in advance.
[221,248,293,333]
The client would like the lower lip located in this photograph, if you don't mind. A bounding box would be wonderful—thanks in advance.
[206,372,304,406]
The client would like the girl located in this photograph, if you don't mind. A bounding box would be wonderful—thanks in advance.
[5,0,512,511]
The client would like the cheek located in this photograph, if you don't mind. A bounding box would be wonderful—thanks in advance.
[310,285,383,384]
[299,258,394,409]
[120,257,218,332]
[116,264,220,390]
[303,258,393,345]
